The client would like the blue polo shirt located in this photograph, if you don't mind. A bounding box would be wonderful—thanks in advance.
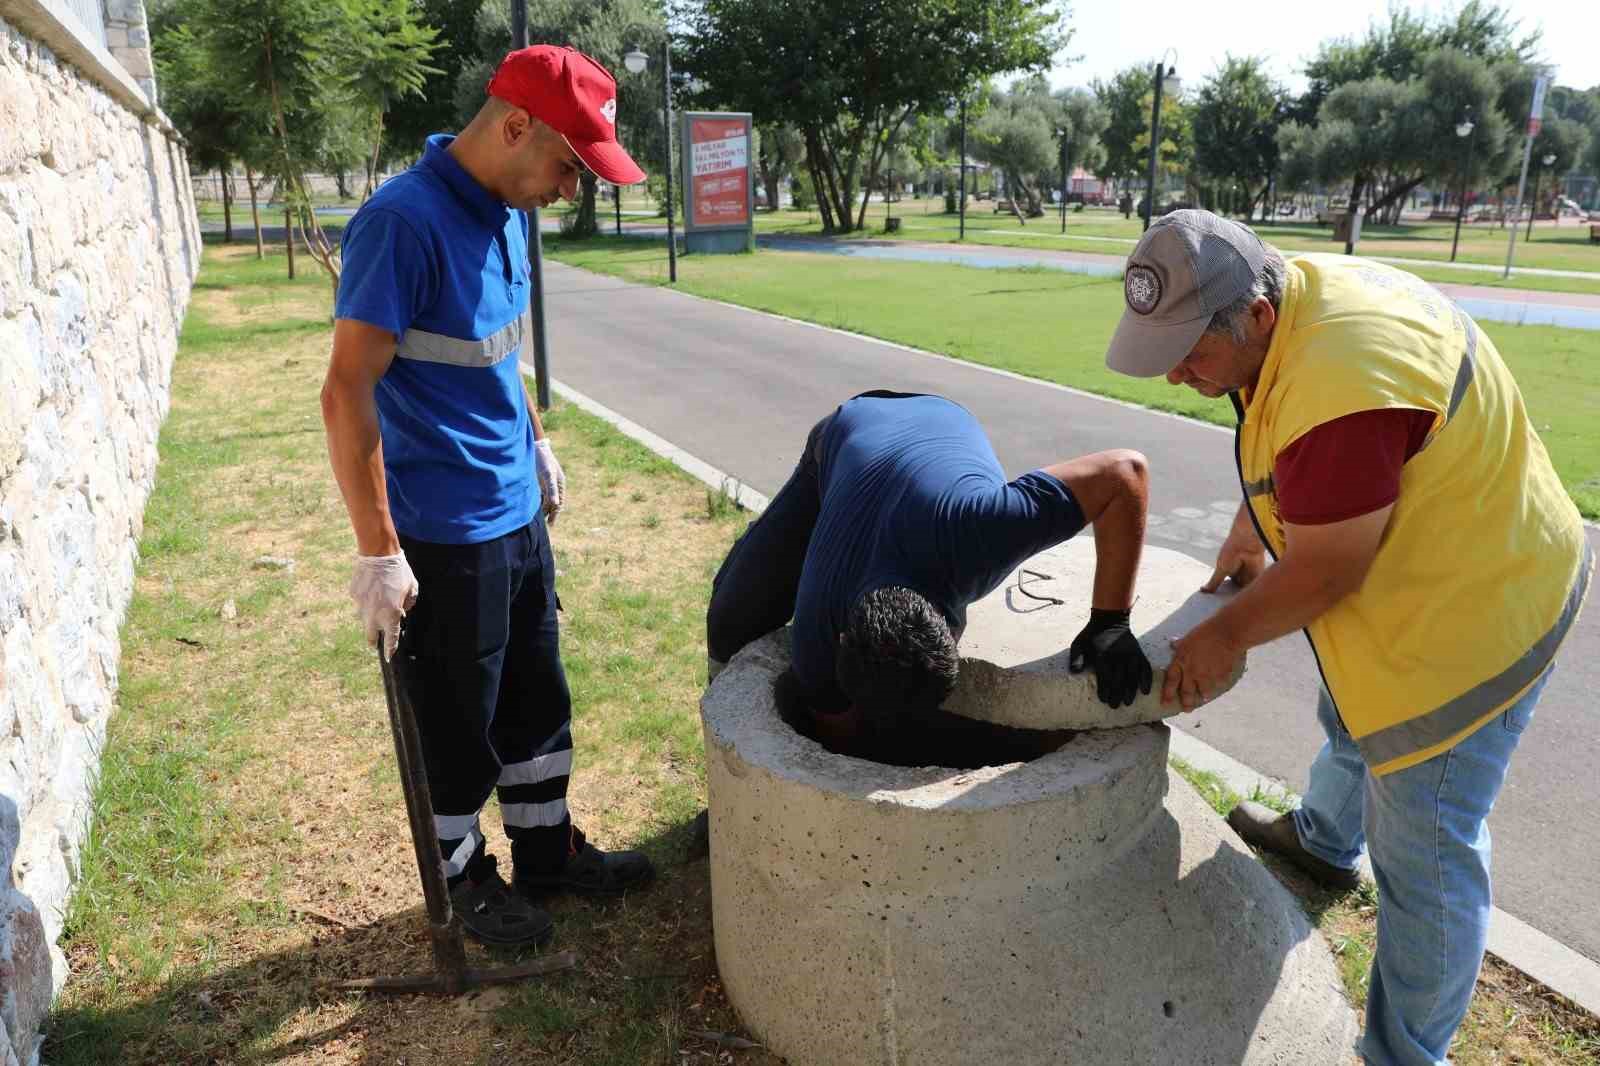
[789,394,1087,706]
[335,134,537,544]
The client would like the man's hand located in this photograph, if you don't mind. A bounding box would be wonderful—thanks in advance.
[350,552,419,661]
[1202,505,1268,593]
[1068,608,1154,709]
[534,438,566,525]
[1162,621,1243,712]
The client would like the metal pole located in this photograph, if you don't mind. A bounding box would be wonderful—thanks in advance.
[1143,62,1165,233]
[1059,137,1068,233]
[1451,134,1471,263]
[509,0,551,407]
[1526,166,1540,240]
[662,38,677,283]
[1504,73,1549,279]
[958,98,967,241]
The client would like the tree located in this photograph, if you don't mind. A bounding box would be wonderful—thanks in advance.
[1529,116,1591,212]
[972,77,1058,218]
[1053,87,1106,204]
[343,0,443,199]
[1191,56,1283,220]
[1276,50,1511,226]
[152,13,252,238]
[1130,85,1193,205]
[756,123,804,210]
[1295,1,1539,125]
[382,0,485,163]
[1276,77,1418,236]
[677,0,1065,233]
[1092,64,1155,185]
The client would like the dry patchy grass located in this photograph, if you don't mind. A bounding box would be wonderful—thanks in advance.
[46,244,772,1066]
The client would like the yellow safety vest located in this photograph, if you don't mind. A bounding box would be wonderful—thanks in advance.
[1237,255,1592,775]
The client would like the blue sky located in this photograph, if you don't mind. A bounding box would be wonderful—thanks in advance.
[1046,0,1599,97]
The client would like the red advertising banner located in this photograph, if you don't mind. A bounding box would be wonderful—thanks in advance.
[689,117,750,227]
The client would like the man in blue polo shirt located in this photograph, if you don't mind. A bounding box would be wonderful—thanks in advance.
[321,46,653,946]
[706,392,1155,763]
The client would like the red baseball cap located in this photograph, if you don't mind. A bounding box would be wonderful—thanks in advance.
[487,45,646,185]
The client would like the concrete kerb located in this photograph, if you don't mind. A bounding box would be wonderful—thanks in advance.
[535,367,1600,1021]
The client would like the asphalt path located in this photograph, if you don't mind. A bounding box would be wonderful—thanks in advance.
[539,258,1600,965]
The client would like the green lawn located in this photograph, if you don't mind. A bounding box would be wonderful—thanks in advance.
[741,202,1600,296]
[545,236,1600,519]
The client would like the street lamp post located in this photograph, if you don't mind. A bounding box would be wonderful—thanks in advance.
[1142,54,1180,233]
[624,42,676,283]
[886,130,894,230]
[510,0,550,408]
[1528,152,1557,239]
[1450,110,1475,264]
[1058,131,1069,234]
[959,97,968,240]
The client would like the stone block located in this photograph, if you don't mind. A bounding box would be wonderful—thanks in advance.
[0,895,50,1066]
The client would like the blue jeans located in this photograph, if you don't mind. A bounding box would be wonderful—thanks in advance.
[1293,672,1549,1066]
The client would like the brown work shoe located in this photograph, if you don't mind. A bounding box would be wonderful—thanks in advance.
[1226,800,1361,892]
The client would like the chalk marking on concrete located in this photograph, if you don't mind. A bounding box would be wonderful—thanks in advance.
[535,369,1600,1020]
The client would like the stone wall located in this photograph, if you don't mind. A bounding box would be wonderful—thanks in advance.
[0,1,197,1063]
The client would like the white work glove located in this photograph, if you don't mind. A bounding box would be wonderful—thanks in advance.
[349,552,419,661]
[534,438,566,525]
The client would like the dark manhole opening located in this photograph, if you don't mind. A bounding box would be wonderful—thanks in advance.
[774,669,1078,769]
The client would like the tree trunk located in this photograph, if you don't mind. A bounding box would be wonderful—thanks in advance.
[1365,174,1424,223]
[571,172,600,237]
[803,129,838,233]
[221,165,233,242]
[246,166,263,259]
[764,171,781,211]
[365,109,386,201]
[1342,175,1367,254]
[334,169,349,199]
[285,208,295,278]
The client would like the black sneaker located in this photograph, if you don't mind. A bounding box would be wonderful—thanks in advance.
[1226,801,1362,892]
[449,855,556,946]
[515,826,656,898]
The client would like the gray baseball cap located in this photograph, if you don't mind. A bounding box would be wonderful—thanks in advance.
[1105,209,1268,378]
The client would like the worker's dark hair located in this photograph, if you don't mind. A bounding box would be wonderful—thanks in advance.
[835,586,959,737]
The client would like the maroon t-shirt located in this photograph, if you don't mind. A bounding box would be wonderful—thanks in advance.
[1273,409,1436,526]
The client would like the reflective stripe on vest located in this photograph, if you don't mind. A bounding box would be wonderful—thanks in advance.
[1358,539,1593,766]
[1446,311,1478,420]
[395,309,528,367]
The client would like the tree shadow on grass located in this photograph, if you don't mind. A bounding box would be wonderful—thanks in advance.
[42,817,773,1066]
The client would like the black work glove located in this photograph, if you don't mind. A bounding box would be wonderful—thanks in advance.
[1068,608,1154,710]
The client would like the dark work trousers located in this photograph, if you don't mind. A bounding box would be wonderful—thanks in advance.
[396,516,574,883]
[705,412,832,666]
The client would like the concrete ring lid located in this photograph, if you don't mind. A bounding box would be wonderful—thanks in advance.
[701,629,1170,879]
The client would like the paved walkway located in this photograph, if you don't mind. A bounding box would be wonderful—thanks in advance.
[538,258,1600,969]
